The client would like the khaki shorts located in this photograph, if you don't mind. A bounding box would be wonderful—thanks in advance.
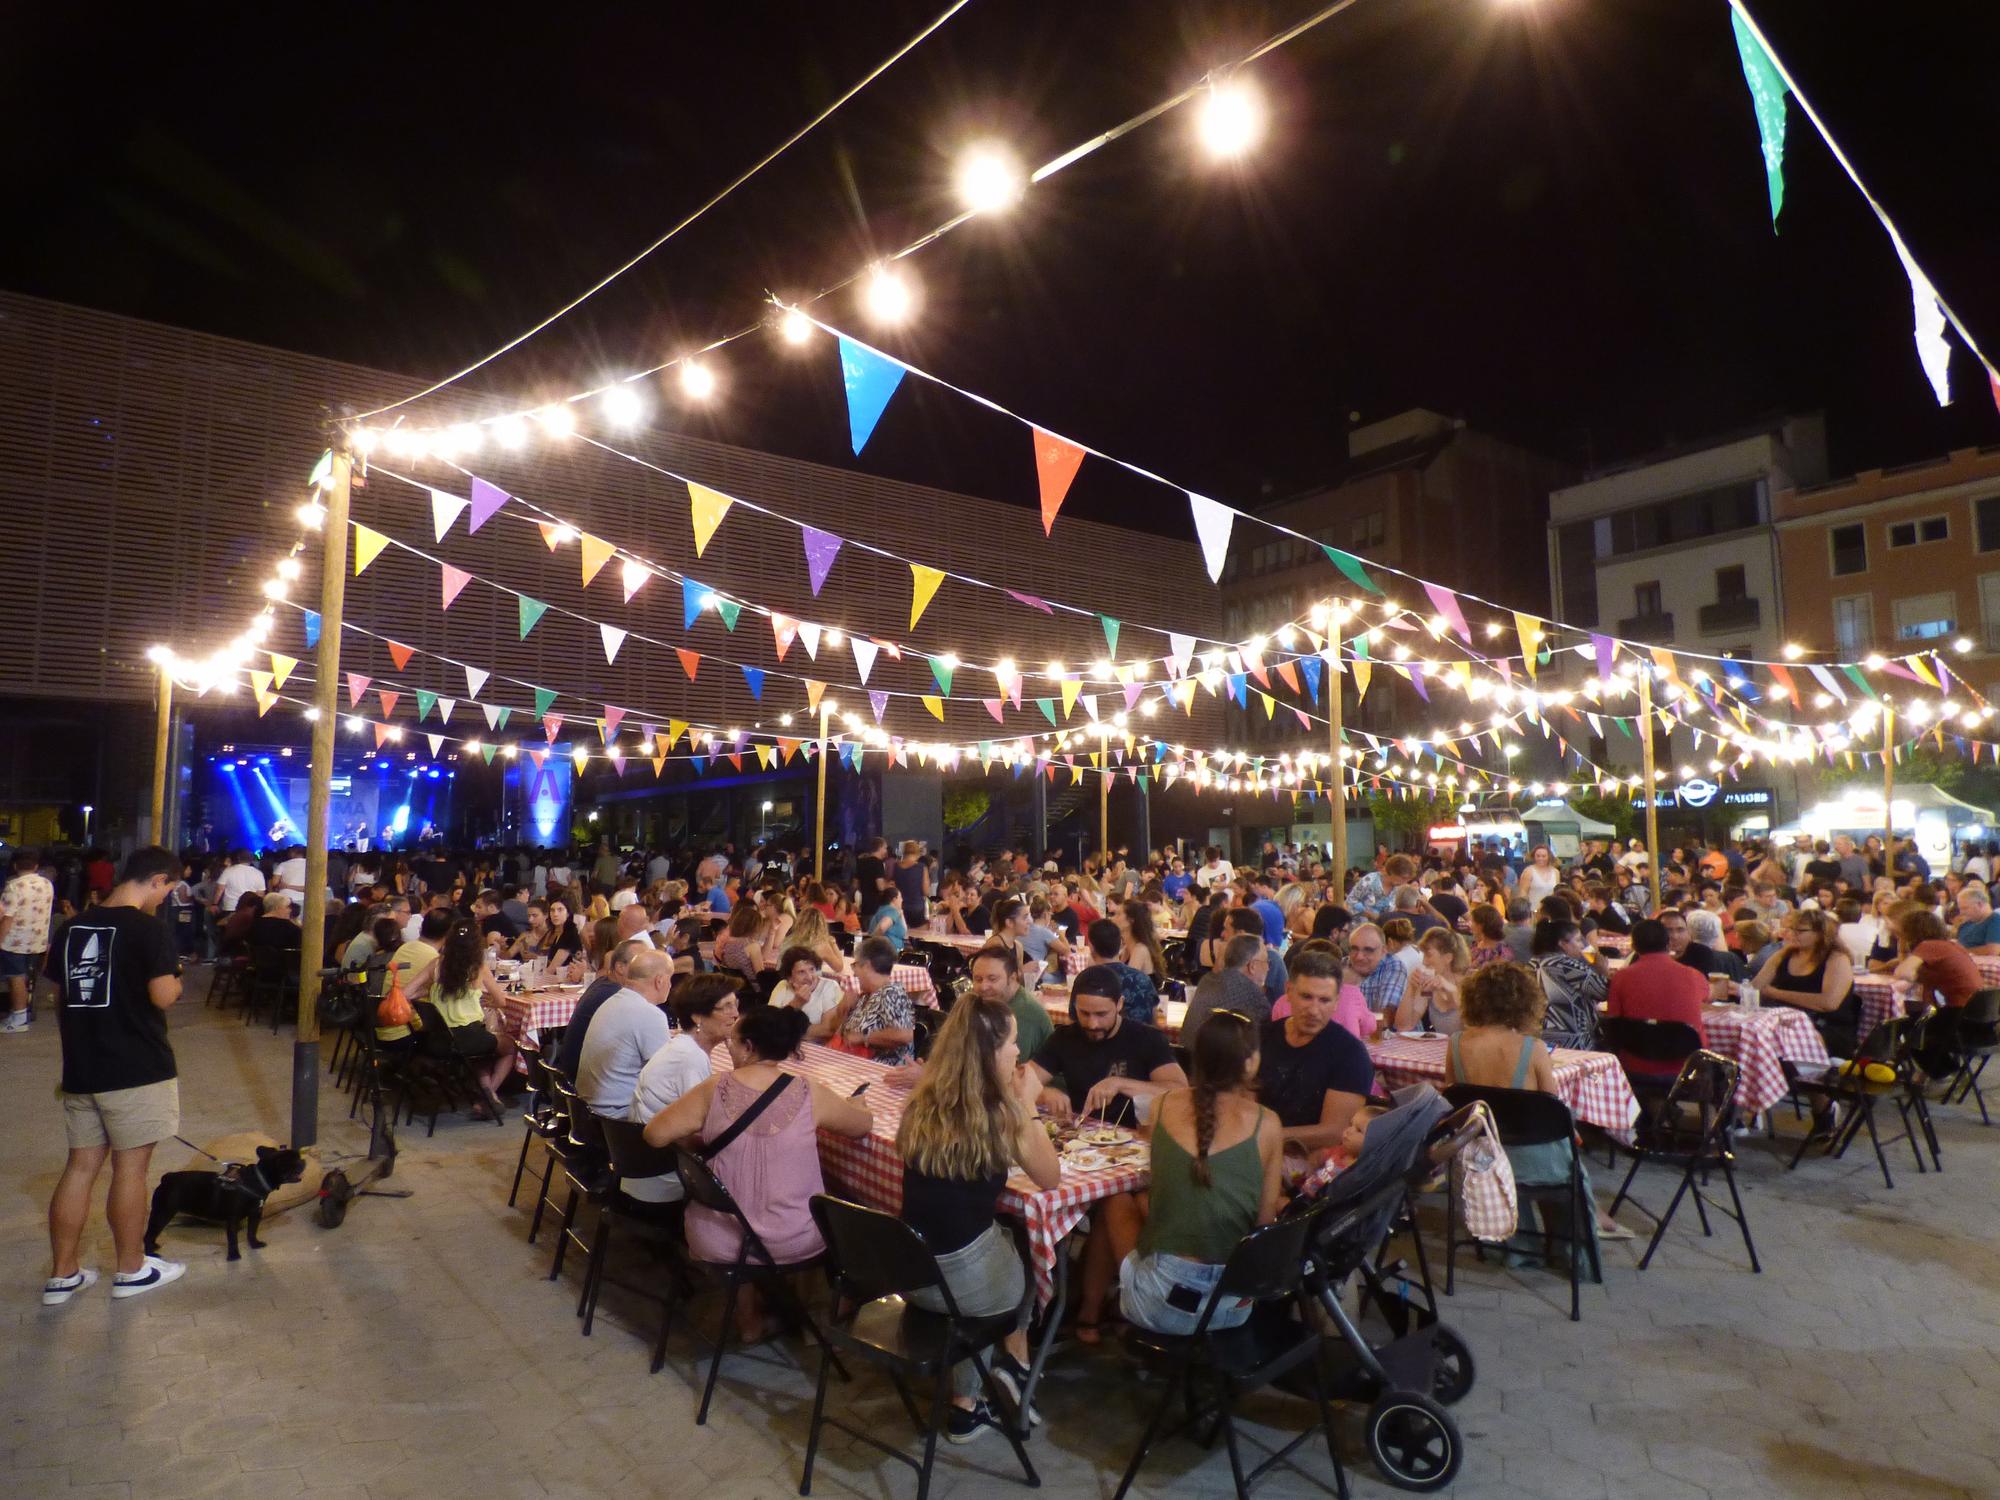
[61,1079,180,1151]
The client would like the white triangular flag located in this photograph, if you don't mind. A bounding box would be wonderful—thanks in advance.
[1891,230,1952,406]
[851,637,880,684]
[799,623,821,660]
[1187,493,1234,582]
[483,702,506,731]
[430,488,469,542]
[600,623,628,664]
[436,697,455,724]
[1167,633,1197,678]
[463,665,488,701]
[427,734,445,757]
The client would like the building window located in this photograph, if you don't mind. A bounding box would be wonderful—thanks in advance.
[1982,574,2000,651]
[1893,591,1957,641]
[1829,524,1867,577]
[1833,595,1872,655]
[1888,516,1948,548]
[1977,497,2000,553]
[1715,565,1747,601]
[1634,581,1663,617]
[1349,511,1386,551]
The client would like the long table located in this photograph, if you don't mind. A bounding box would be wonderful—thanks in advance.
[1366,1034,1642,1132]
[1851,952,2000,1037]
[1694,1003,1830,1115]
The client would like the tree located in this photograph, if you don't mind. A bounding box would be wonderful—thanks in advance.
[942,786,991,833]
[1364,791,1452,850]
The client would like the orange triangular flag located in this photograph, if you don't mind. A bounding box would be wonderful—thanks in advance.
[1032,428,1087,535]
[580,534,615,587]
[805,679,827,713]
[675,648,700,681]
[538,521,566,551]
[375,689,400,719]
[650,755,667,777]
[385,640,415,672]
[373,724,393,749]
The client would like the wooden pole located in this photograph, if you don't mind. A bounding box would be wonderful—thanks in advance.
[1099,745,1110,859]
[1326,598,1347,882]
[813,705,830,884]
[1638,666,1662,916]
[149,664,174,846]
[1882,700,1896,870]
[292,447,351,1152]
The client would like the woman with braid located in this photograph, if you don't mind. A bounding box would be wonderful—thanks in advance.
[1118,1011,1283,1336]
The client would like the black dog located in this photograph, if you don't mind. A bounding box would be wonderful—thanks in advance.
[144,1146,307,1261]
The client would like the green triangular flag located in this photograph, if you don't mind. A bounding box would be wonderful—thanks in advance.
[1351,633,1370,662]
[1099,615,1120,657]
[716,599,741,631]
[1613,715,1633,739]
[480,744,498,765]
[1036,698,1058,726]
[929,656,955,696]
[415,690,437,721]
[533,687,558,717]
[1842,664,1879,701]
[307,448,333,489]
[1730,10,1790,229]
[491,706,513,731]
[518,595,548,638]
[1321,545,1383,595]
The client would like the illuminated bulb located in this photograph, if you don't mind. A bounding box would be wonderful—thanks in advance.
[262,579,288,601]
[276,558,302,581]
[600,383,647,427]
[345,715,364,732]
[1863,653,1886,671]
[534,404,576,438]
[955,142,1025,214]
[1046,661,1066,678]
[551,524,578,545]
[249,616,273,641]
[1196,77,1265,158]
[679,361,717,401]
[780,306,813,346]
[621,559,649,595]
[779,713,794,727]
[825,628,845,647]
[862,264,916,325]
[1814,692,1833,708]
[446,423,483,455]
[1955,636,1975,654]
[302,707,319,722]
[490,416,526,450]
[1782,642,1805,661]
[296,502,326,529]
[1091,661,1113,681]
[1277,626,1298,648]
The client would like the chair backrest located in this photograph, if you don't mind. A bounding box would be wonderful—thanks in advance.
[1598,1015,1703,1068]
[567,1100,608,1155]
[409,999,458,1056]
[1440,1083,1575,1148]
[599,1114,679,1182]
[1854,1016,1903,1064]
[809,1193,948,1304]
[752,969,782,1007]
[912,1014,935,1059]
[1664,1048,1740,1115]
[1205,1209,1321,1326]
[1960,987,2000,1042]
[672,1145,778,1267]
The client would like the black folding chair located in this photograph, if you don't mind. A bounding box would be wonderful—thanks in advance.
[245,944,300,1031]
[584,1116,690,1351]
[1607,1049,1759,1272]
[672,1146,843,1425]
[1596,1015,1703,1166]
[1110,1208,1345,1500]
[403,999,502,1132]
[1441,1084,1601,1322]
[547,1086,612,1301]
[507,1051,568,1215]
[1936,989,1999,1125]
[1779,1014,1936,1188]
[801,1195,1037,1500]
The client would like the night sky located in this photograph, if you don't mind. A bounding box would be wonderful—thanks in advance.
[7,0,1997,530]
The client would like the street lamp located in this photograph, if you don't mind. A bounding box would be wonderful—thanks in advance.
[81,804,93,842]
[760,800,774,841]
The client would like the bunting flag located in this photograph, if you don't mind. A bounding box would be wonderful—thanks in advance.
[929,656,955,695]
[1421,582,1472,644]
[268,653,298,689]
[1187,493,1234,582]
[580,533,615,587]
[517,596,548,638]
[534,687,558,717]
[851,637,880,684]
[622,560,650,604]
[771,614,798,661]
[600,706,626,741]
[1035,697,1057,725]
[869,690,889,723]
[1099,615,1121,657]
[838,335,907,453]
[802,527,842,595]
[352,524,389,575]
[687,482,734,555]
[1729,8,1790,228]
[1808,662,1846,702]
[440,564,471,610]
[797,623,822,659]
[599,624,627,664]
[1167,633,1196,679]
[666,718,689,749]
[482,744,500,765]
[250,670,277,716]
[537,521,566,550]
[1591,633,1617,680]
[741,665,765,700]
[415,689,436,721]
[681,578,707,631]
[715,598,741,630]
[468,477,509,531]
[303,611,320,649]
[436,698,455,725]
[1351,636,1372,701]
[921,694,945,720]
[385,640,415,672]
[427,733,445,758]
[430,488,469,542]
[346,673,371,707]
[804,680,827,714]
[1299,654,1323,704]
[483,703,511,732]
[1891,229,1953,405]
[542,713,564,743]
[373,724,393,749]
[1032,428,1087,534]
[1060,677,1082,719]
[376,688,400,719]
[1323,546,1382,595]
[675,648,700,681]
[985,699,1007,723]
[909,564,946,629]
[1006,589,1054,614]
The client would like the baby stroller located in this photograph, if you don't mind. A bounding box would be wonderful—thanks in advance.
[1287,1087,1489,1491]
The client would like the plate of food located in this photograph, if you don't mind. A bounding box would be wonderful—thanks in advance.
[1080,1127,1125,1146]
[1062,1149,1108,1172]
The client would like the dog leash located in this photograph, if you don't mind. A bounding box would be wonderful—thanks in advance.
[174,1135,224,1162]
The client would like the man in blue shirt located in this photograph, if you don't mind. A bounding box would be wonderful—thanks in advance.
[1225,906,1287,1008]
[1953,884,2000,954]
[1342,922,1408,1016]
[1249,873,1286,947]
[1162,857,1192,903]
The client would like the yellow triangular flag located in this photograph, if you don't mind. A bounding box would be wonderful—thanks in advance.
[353,524,390,575]
[650,755,667,778]
[688,482,734,557]
[755,744,774,769]
[909,564,946,630]
[666,719,689,752]
[921,695,945,720]
[250,669,273,696]
[1513,613,1540,680]
[1352,660,1372,700]
[580,534,615,587]
[269,653,298,689]
[1060,678,1081,718]
[805,680,827,713]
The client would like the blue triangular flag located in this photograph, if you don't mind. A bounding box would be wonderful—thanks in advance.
[1299,655,1323,704]
[838,335,906,454]
[304,610,321,649]
[1227,672,1248,706]
[682,578,706,631]
[741,665,765,701]
[690,755,707,775]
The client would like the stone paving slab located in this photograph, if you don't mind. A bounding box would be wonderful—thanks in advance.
[5,979,2000,1499]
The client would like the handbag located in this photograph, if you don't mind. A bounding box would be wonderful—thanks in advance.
[377,973,415,1030]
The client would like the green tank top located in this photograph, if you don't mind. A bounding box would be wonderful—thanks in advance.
[1138,1108,1268,1264]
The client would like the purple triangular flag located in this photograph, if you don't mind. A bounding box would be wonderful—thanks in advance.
[869,690,889,723]
[802,526,842,596]
[1590,632,1616,681]
[1122,682,1146,711]
[468,477,509,532]
[1006,590,1054,614]
[1410,670,1429,702]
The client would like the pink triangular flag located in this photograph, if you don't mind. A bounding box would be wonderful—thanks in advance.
[440,564,472,610]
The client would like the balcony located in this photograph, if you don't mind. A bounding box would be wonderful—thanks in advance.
[1699,596,1762,634]
[1615,611,1676,644]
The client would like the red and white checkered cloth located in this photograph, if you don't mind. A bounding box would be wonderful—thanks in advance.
[1594,932,1632,954]
[713,1042,1142,1306]
[497,986,584,1047]
[1851,975,1911,1040]
[1365,1035,1641,1133]
[1695,1004,1829,1115]
[834,964,935,1002]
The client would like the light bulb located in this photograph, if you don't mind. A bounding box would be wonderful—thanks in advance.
[494,416,528,450]
[535,404,576,438]
[679,361,717,401]
[862,264,916,325]
[276,558,302,581]
[600,383,647,427]
[1197,78,1265,158]
[955,142,1025,214]
[780,306,813,345]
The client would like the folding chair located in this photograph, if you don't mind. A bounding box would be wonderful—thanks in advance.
[1597,1015,1703,1165]
[1936,989,1999,1125]
[1441,1084,1600,1322]
[801,1194,1037,1500]
[1780,1015,1935,1188]
[1607,1049,1759,1272]
[583,1116,690,1348]
[1110,1208,1345,1500]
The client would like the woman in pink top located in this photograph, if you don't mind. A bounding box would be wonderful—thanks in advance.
[644,1006,872,1338]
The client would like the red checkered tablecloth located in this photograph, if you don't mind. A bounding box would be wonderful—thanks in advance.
[1365,1035,1641,1133]
[1852,954,2000,1038]
[1695,1004,1829,1115]
[713,1042,1143,1306]
[497,986,584,1046]
[833,964,935,1003]
[1594,932,1632,954]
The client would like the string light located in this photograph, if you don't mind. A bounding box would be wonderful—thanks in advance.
[600,383,647,427]
[679,361,717,401]
[862,264,916,325]
[955,142,1025,214]
[779,306,814,345]
[1196,77,1265,159]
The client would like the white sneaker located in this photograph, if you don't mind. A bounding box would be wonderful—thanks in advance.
[110,1256,186,1299]
[42,1269,99,1306]
[0,1010,29,1033]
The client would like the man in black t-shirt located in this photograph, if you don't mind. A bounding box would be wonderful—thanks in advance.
[1256,947,1374,1149]
[43,846,186,1306]
[854,838,890,922]
[1029,966,1186,1127]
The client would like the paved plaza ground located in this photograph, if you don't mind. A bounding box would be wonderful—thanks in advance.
[4,978,2000,1500]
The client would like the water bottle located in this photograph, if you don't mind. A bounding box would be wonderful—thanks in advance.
[1739,980,1759,1012]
